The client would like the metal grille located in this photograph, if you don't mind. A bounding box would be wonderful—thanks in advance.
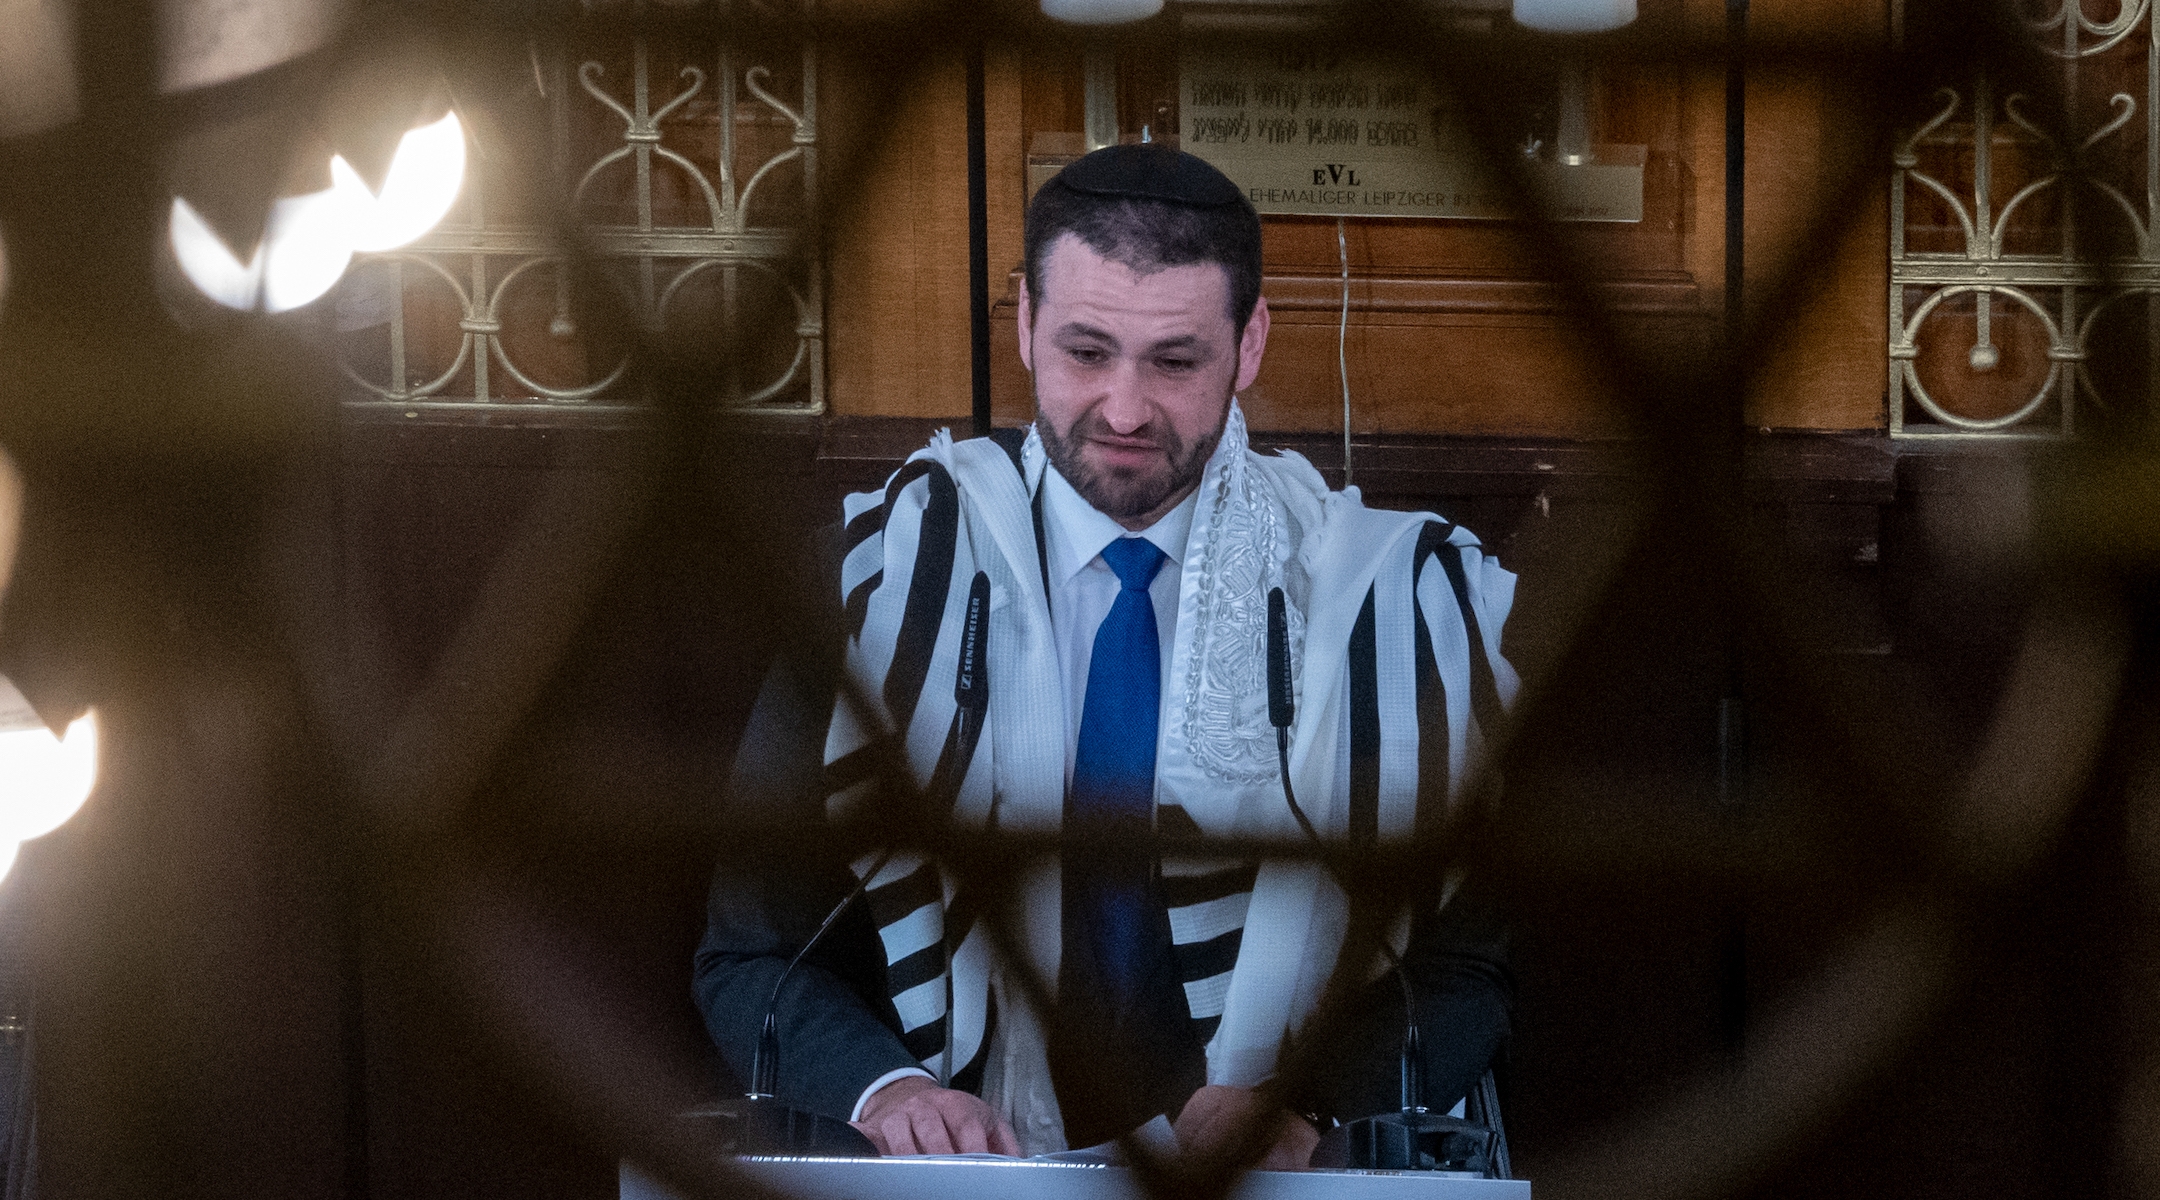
[334,11,825,417]
[1890,0,2157,437]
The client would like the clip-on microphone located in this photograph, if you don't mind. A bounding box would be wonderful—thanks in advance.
[1267,588,1498,1175]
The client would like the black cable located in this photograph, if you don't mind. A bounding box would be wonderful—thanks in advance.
[965,38,991,439]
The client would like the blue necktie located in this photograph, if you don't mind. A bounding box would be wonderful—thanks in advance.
[1055,536,1208,1142]
[1068,537,1168,1002]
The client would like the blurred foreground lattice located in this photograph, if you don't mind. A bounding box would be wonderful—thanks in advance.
[4,3,2160,1200]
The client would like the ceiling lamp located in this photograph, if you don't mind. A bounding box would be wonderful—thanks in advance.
[1513,0,1636,33]
[171,110,465,311]
[171,187,352,313]
[330,110,466,253]
[0,705,97,885]
[1041,0,1164,25]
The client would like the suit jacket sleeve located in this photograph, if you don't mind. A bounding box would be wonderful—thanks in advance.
[692,529,923,1124]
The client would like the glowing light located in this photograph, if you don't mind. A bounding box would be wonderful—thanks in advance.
[171,195,264,309]
[1040,0,1163,25]
[171,111,464,311]
[170,188,352,312]
[0,709,97,882]
[330,111,467,253]
[261,188,355,312]
[1513,0,1636,33]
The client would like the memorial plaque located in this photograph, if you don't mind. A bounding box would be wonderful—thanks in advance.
[1179,46,1643,222]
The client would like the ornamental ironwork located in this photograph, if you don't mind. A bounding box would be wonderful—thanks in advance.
[1890,0,2157,436]
[332,16,823,416]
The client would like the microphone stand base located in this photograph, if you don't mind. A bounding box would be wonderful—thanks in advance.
[681,1097,879,1158]
[1344,1109,1499,1174]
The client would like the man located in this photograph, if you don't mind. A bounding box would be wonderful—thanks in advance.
[695,145,1517,1167]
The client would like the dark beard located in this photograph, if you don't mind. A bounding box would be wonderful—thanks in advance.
[1036,400,1225,524]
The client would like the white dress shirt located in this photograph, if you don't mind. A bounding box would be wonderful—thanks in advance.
[852,459,1198,1123]
[1038,461,1198,780]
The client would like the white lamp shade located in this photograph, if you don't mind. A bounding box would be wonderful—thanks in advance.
[0,709,98,884]
[1041,0,1163,26]
[171,110,462,311]
[330,110,466,253]
[1513,0,1636,33]
[260,187,354,312]
[172,187,352,312]
[170,195,266,310]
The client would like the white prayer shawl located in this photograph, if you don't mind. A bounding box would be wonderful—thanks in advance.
[823,403,1518,1154]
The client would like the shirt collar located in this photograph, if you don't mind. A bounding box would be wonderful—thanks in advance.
[1041,457,1198,588]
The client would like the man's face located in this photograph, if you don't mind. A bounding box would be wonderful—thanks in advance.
[1019,234,1270,531]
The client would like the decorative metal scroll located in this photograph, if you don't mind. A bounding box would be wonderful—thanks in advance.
[1890,0,2156,437]
[332,17,823,417]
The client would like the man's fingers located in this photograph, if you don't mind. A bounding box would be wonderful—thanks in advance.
[908,1106,958,1156]
[1263,1117,1320,1171]
[953,1114,991,1155]
[1175,1088,1226,1135]
[859,1088,1021,1158]
[1185,1104,1242,1153]
[876,1113,919,1156]
[1196,1112,1240,1156]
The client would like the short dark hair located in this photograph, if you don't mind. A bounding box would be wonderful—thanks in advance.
[1022,173,1264,333]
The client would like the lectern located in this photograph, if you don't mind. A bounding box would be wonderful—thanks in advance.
[621,1157,1531,1200]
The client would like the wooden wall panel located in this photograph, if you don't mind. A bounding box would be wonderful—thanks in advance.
[1752,186,1890,430]
[823,43,1025,420]
[1684,0,1893,430]
[845,0,1897,435]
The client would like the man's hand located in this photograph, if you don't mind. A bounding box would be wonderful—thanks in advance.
[850,1076,1022,1157]
[1174,1084,1319,1171]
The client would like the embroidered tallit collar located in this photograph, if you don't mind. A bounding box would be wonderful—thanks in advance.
[1038,456,1198,588]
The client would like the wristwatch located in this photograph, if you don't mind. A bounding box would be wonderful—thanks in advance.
[1294,1107,1338,1137]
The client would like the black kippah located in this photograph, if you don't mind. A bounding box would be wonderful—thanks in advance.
[1054,144,1244,207]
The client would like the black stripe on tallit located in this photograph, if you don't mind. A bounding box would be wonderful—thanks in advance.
[822,742,880,796]
[1348,586,1380,847]
[843,502,888,556]
[845,568,883,639]
[1174,927,1244,983]
[1432,536,1505,742]
[1412,523,1454,825]
[884,941,947,997]
[922,711,969,813]
[902,1015,948,1061]
[944,885,983,953]
[1032,481,1051,613]
[1160,862,1260,909]
[949,994,997,1095]
[864,862,943,928]
[881,461,960,736]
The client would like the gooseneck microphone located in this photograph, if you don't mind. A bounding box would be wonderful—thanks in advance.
[749,848,895,1102]
[1267,587,1296,732]
[701,846,890,1157]
[1268,588,1494,1174]
[1268,587,1319,846]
